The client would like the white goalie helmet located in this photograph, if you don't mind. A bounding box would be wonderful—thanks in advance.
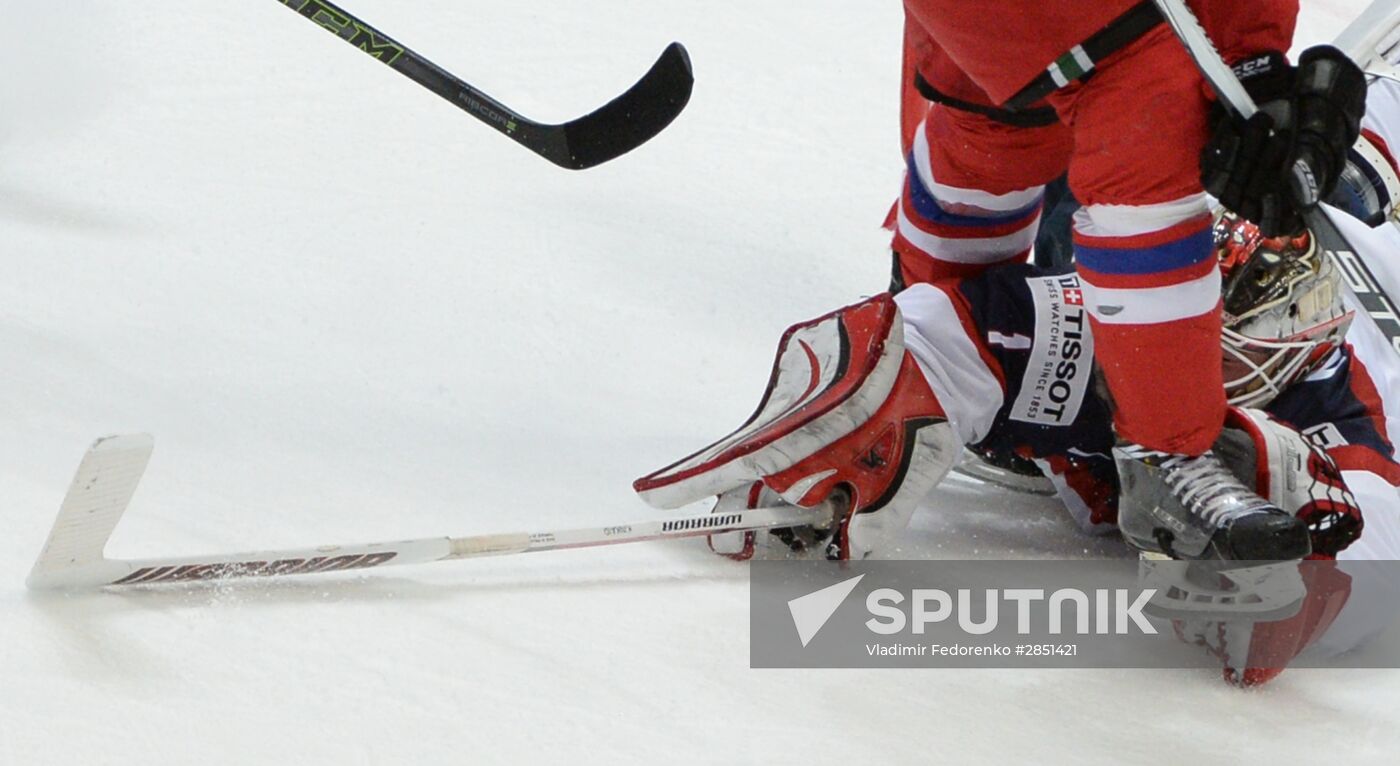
[1215,211,1354,408]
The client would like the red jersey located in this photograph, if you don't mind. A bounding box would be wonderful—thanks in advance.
[903,0,1299,106]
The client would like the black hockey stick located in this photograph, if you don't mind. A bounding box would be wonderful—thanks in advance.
[1151,0,1400,353]
[277,0,694,170]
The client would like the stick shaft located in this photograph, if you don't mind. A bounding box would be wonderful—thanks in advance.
[40,505,815,589]
[1149,0,1259,118]
[1152,0,1400,352]
[276,0,553,148]
[273,0,692,169]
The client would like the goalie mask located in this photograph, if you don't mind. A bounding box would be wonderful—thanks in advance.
[1215,211,1354,408]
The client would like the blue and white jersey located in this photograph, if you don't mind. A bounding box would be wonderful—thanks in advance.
[894,231,1400,539]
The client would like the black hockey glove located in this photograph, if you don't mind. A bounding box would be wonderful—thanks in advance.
[1200,46,1366,237]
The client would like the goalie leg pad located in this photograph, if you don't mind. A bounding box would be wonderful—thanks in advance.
[634,294,907,510]
[637,294,958,560]
[761,353,958,560]
[704,411,959,563]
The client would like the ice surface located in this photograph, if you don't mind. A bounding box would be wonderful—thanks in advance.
[0,1,1393,763]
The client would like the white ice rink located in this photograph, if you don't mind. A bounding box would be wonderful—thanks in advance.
[1,1,1394,763]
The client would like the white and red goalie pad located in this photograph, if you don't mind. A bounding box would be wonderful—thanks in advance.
[633,295,907,510]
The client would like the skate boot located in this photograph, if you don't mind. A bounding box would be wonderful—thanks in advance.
[1114,444,1312,561]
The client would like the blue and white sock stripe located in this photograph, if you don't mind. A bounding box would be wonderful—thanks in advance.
[1069,195,1220,326]
[910,122,1045,214]
[896,204,1042,265]
[1072,197,1214,283]
[1074,221,1215,279]
[898,122,1046,266]
[1077,269,1222,326]
[1073,194,1211,238]
[904,153,1043,229]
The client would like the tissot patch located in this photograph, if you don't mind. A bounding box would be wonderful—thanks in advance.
[1010,275,1095,426]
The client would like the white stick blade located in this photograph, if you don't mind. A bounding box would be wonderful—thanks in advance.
[27,434,154,589]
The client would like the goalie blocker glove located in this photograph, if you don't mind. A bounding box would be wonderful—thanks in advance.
[632,294,959,561]
[1200,46,1367,236]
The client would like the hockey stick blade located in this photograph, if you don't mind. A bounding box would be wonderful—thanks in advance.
[277,0,693,170]
[26,434,154,590]
[556,42,693,170]
[27,435,815,590]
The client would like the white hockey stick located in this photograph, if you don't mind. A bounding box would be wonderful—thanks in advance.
[1334,0,1400,83]
[1152,0,1400,354]
[26,435,817,590]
